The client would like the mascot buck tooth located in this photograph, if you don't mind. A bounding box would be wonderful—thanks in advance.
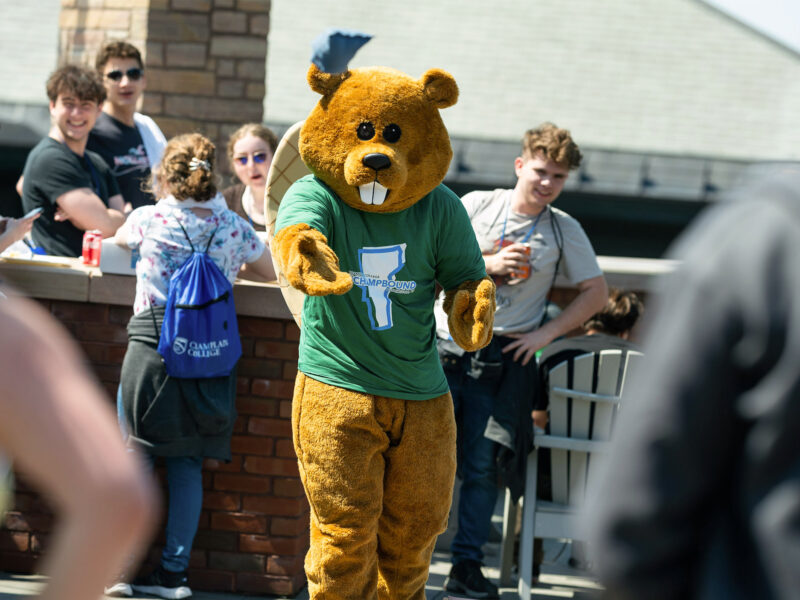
[272,30,495,599]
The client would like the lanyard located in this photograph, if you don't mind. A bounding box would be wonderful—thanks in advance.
[498,199,547,249]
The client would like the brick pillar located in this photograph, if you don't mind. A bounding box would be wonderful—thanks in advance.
[57,0,269,175]
[59,0,150,65]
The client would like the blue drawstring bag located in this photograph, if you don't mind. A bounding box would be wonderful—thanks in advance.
[156,222,241,378]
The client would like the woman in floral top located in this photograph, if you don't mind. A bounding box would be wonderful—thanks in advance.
[112,133,274,599]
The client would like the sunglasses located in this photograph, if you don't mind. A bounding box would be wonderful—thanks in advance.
[105,68,144,82]
[234,152,269,166]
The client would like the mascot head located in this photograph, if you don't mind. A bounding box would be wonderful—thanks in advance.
[299,30,459,213]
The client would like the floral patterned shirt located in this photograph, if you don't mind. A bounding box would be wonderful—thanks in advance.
[124,194,265,315]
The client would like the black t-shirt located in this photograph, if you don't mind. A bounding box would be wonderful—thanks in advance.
[21,137,120,257]
[87,112,155,210]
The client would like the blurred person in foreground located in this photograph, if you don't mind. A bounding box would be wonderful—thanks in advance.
[588,166,800,599]
[0,293,156,600]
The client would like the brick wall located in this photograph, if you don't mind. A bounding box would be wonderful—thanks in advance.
[0,297,308,596]
[57,0,270,177]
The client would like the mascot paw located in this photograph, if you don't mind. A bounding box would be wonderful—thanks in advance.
[273,223,353,296]
[444,276,496,351]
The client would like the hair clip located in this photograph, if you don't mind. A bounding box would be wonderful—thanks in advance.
[189,157,211,172]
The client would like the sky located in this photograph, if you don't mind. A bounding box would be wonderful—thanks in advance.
[701,0,800,54]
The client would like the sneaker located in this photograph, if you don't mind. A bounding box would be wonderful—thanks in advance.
[445,560,499,599]
[104,581,133,597]
[131,565,192,599]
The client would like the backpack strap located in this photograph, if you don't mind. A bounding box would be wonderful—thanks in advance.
[175,218,218,254]
[176,219,196,253]
[204,228,218,253]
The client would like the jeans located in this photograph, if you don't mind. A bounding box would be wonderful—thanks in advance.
[116,384,128,441]
[448,367,501,565]
[143,454,204,573]
[118,386,203,573]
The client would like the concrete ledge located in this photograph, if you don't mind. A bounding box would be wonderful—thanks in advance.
[596,255,678,291]
[0,258,91,301]
[2,254,678,316]
[87,271,136,306]
[232,278,293,320]
[546,255,678,292]
[0,257,291,320]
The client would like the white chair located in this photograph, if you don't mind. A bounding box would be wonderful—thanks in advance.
[498,349,644,597]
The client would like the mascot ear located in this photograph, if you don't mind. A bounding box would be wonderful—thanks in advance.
[308,64,350,96]
[421,69,458,109]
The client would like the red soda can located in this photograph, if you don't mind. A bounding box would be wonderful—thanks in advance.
[81,230,102,266]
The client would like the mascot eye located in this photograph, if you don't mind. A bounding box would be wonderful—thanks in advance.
[383,124,402,143]
[357,122,375,141]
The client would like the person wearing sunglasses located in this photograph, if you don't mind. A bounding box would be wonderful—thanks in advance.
[87,40,167,212]
[222,123,278,232]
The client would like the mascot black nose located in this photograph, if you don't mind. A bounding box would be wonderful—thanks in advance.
[362,153,391,171]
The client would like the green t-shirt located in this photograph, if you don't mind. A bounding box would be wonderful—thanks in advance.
[276,175,486,400]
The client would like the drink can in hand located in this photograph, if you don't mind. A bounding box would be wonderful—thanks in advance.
[510,243,531,281]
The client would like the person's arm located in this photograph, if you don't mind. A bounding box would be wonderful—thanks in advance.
[531,409,548,430]
[0,211,41,253]
[15,174,24,197]
[112,223,129,247]
[238,246,276,282]
[0,294,156,600]
[503,275,608,365]
[54,187,125,237]
[107,193,126,215]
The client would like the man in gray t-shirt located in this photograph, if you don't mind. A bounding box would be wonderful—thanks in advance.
[441,123,608,598]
